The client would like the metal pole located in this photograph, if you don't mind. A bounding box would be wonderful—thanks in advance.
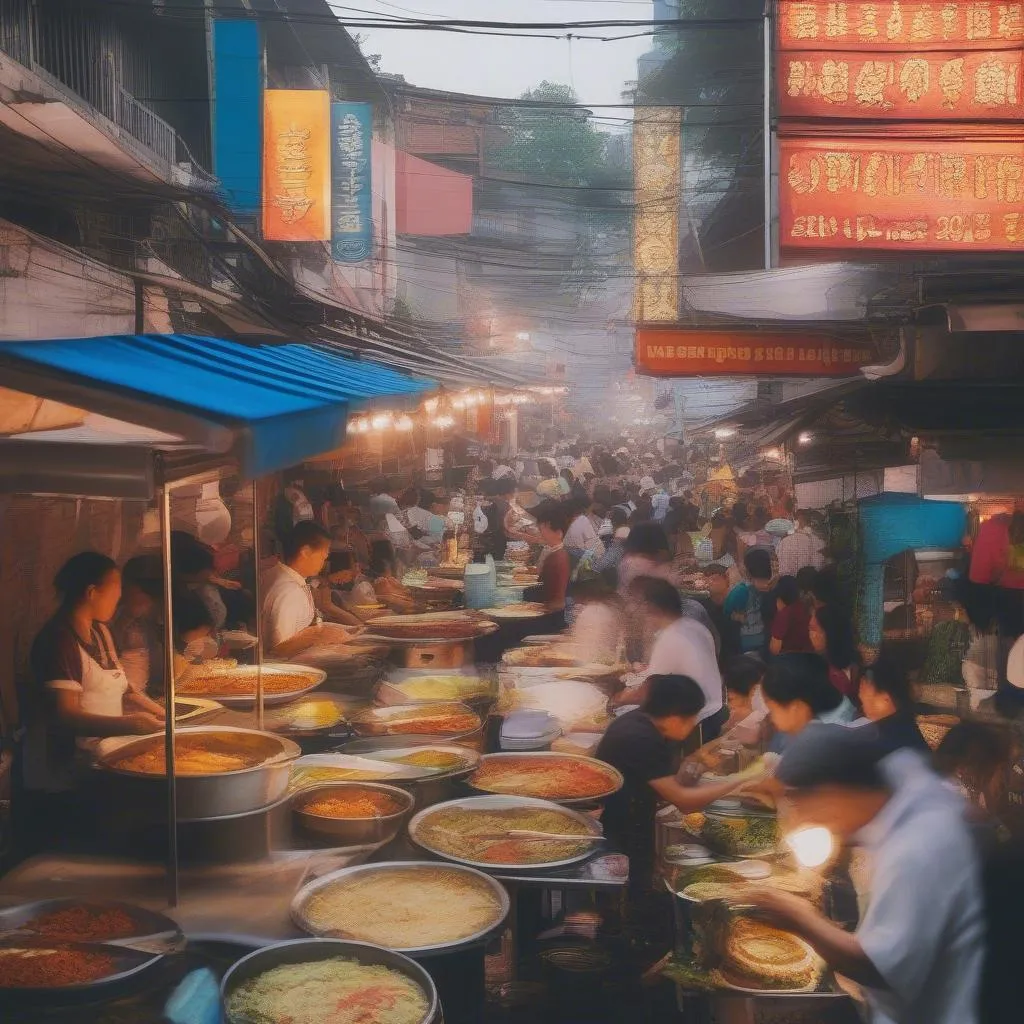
[763,5,773,270]
[253,480,264,731]
[158,482,179,908]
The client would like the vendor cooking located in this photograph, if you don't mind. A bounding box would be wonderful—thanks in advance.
[261,521,361,658]
[20,552,167,845]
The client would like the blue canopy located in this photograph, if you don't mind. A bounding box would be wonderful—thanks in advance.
[0,334,434,477]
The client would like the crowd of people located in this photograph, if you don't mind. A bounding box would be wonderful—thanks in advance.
[12,439,1024,1022]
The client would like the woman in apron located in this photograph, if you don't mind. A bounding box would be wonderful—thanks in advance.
[17,552,166,854]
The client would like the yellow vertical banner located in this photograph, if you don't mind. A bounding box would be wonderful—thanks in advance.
[263,90,331,242]
[633,107,681,323]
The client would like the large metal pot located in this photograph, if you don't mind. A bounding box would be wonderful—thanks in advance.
[221,938,440,1024]
[94,726,300,821]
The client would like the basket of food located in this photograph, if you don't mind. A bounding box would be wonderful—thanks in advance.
[291,862,509,955]
[467,753,622,806]
[408,794,603,871]
[684,802,779,858]
[221,938,439,1024]
[291,782,414,845]
[175,662,325,708]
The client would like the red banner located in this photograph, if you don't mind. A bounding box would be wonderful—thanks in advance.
[780,137,1024,252]
[635,328,877,377]
[779,49,1024,119]
[778,1,1024,52]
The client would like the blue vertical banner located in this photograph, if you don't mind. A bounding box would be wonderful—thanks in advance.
[331,102,373,262]
[211,19,262,214]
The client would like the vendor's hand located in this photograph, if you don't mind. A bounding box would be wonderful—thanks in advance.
[211,576,243,591]
[738,888,814,932]
[125,712,165,735]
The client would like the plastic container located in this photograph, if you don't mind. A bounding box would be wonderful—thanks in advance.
[499,710,561,751]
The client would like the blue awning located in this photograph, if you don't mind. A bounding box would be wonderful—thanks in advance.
[0,334,434,477]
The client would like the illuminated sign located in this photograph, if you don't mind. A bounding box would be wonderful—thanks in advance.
[779,49,1024,118]
[778,1,1024,51]
[780,137,1024,252]
[331,102,373,262]
[635,328,877,376]
[263,90,331,242]
[632,107,681,322]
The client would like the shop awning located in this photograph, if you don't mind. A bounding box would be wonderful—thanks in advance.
[0,334,434,480]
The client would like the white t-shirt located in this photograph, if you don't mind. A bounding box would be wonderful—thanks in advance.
[564,514,604,556]
[776,527,826,577]
[647,617,723,723]
[261,562,318,650]
[855,759,984,1024]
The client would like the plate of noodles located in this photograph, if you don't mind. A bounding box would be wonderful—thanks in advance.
[409,795,603,871]
[175,662,325,708]
[467,753,623,805]
[291,862,509,955]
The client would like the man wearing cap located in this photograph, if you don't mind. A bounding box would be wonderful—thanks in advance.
[744,726,984,1024]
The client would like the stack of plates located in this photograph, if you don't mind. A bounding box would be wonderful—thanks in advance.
[500,710,561,751]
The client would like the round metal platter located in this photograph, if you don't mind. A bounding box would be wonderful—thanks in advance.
[290,860,510,956]
[221,938,439,1024]
[350,701,482,740]
[466,752,623,806]
[175,662,327,708]
[408,794,604,872]
[358,743,481,782]
[0,936,163,1006]
[0,898,180,946]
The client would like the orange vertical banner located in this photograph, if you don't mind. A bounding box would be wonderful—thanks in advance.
[262,90,331,242]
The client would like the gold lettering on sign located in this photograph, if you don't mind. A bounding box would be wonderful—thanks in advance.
[940,58,966,106]
[975,57,1018,105]
[789,3,820,39]
[899,58,929,100]
[272,126,314,223]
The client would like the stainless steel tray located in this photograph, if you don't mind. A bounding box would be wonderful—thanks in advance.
[221,937,439,1024]
[466,751,623,806]
[0,898,181,949]
[176,662,327,708]
[290,861,509,956]
[408,794,604,872]
[348,742,481,783]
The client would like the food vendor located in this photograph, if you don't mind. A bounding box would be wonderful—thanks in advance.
[744,725,983,1024]
[111,554,165,697]
[596,674,759,890]
[857,652,930,755]
[531,500,571,617]
[261,522,360,657]
[20,553,167,848]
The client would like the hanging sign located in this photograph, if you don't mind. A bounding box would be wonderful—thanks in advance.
[635,328,877,377]
[779,48,1024,119]
[262,90,331,242]
[331,102,374,262]
[778,1,1024,51]
[781,136,1024,252]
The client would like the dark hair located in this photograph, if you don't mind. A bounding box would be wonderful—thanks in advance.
[171,531,215,577]
[565,495,589,518]
[173,588,215,640]
[812,566,842,607]
[744,548,773,582]
[559,468,574,482]
[494,476,516,496]
[282,520,331,561]
[776,575,800,606]
[628,575,683,616]
[934,721,1016,793]
[399,487,420,508]
[609,506,629,529]
[864,650,914,709]
[537,459,557,479]
[724,655,764,697]
[796,566,818,594]
[328,550,355,575]
[642,674,706,719]
[54,552,118,605]
[478,478,497,498]
[121,554,163,602]
[623,521,670,558]
[705,563,729,579]
[762,653,842,714]
[813,604,859,671]
[534,499,570,535]
[368,538,398,578]
[418,488,437,507]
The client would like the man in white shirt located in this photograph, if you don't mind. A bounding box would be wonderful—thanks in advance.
[745,725,983,1024]
[614,576,724,730]
[776,510,827,577]
[564,497,605,557]
[262,521,356,656]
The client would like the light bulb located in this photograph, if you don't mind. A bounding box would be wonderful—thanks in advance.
[786,826,833,868]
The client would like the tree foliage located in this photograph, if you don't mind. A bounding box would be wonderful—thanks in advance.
[489,81,614,187]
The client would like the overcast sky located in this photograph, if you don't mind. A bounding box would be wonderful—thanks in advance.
[349,1,652,121]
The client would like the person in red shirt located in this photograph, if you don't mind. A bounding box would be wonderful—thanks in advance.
[770,575,814,655]
[969,509,1024,590]
[533,500,571,614]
